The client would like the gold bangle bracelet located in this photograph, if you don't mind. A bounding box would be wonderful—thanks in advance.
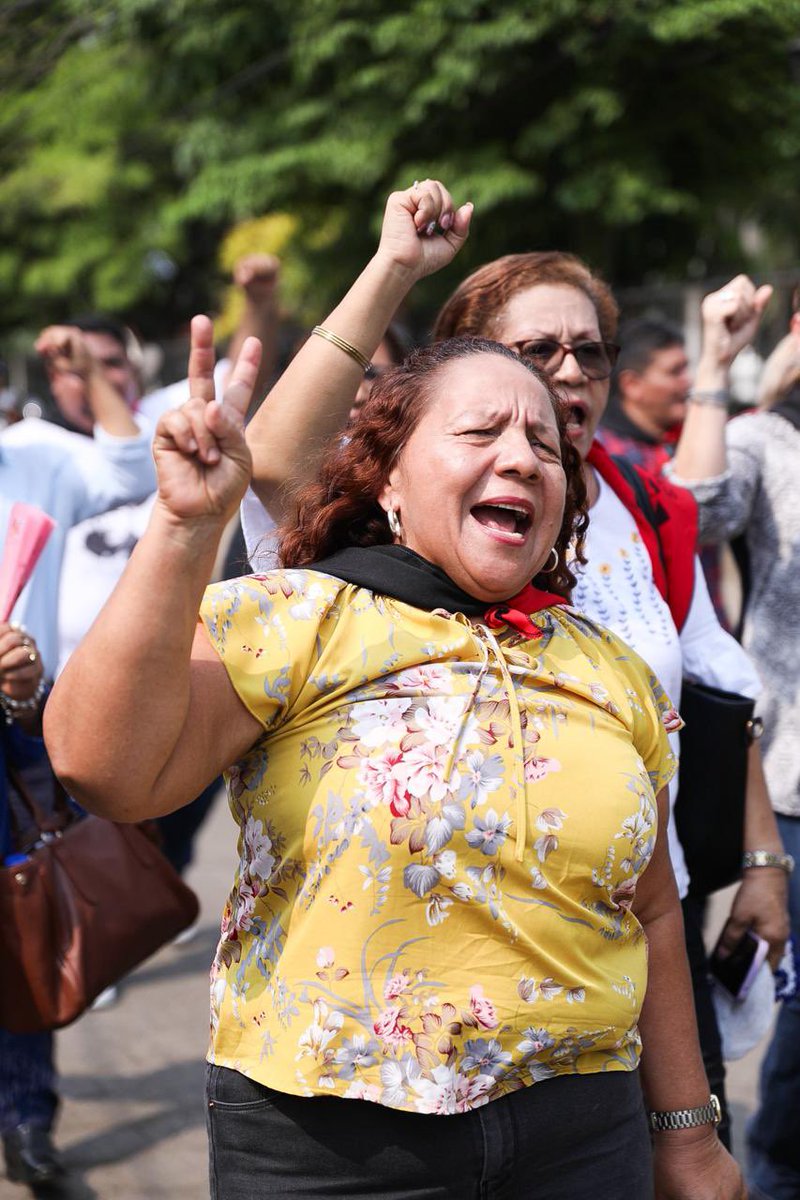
[311,326,371,373]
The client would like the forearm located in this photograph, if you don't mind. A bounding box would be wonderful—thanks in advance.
[229,295,280,414]
[87,364,140,437]
[45,506,223,818]
[744,741,783,854]
[246,254,415,514]
[671,356,729,480]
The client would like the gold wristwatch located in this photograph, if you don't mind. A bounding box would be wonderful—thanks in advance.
[649,1095,722,1133]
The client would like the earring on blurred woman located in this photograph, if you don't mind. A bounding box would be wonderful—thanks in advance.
[544,547,559,573]
[387,509,403,539]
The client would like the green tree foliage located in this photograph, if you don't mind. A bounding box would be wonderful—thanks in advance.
[1,0,799,337]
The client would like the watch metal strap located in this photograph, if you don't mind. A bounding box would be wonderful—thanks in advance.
[648,1095,722,1133]
[742,850,795,874]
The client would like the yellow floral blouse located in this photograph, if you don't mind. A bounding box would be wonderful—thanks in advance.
[199,569,677,1115]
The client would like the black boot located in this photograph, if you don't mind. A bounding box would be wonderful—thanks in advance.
[2,1123,65,1186]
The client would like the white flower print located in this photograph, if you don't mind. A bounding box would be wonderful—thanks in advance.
[466,809,513,856]
[383,971,412,1002]
[459,1038,512,1077]
[234,877,258,932]
[351,699,413,747]
[392,665,451,693]
[410,1064,494,1114]
[379,1056,420,1107]
[403,742,458,803]
[516,1026,555,1057]
[342,1080,381,1101]
[296,999,345,1060]
[315,946,335,970]
[529,867,547,890]
[458,751,504,808]
[334,1034,380,1079]
[433,849,457,879]
[359,749,408,809]
[426,893,453,926]
[243,816,276,880]
[414,696,475,747]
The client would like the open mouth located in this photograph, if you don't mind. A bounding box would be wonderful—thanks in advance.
[471,501,533,543]
[563,401,587,429]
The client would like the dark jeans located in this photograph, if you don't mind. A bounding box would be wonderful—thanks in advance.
[747,814,800,1199]
[681,895,731,1150]
[206,1063,653,1200]
[0,1028,57,1134]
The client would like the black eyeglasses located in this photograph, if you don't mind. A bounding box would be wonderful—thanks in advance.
[507,338,620,381]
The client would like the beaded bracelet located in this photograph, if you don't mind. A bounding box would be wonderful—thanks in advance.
[0,676,46,725]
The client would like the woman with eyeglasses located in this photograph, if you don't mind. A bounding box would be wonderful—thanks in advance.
[242,182,784,1180]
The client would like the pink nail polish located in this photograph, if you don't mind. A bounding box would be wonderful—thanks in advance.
[426,221,436,237]
[440,213,452,231]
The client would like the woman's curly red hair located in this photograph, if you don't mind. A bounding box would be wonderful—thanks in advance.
[278,338,587,600]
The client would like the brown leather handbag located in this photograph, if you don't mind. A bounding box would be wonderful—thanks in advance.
[0,764,199,1033]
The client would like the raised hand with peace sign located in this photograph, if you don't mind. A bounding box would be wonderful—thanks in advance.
[153,316,262,526]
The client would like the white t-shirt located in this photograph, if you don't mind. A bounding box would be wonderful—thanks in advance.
[572,476,760,897]
[56,363,229,673]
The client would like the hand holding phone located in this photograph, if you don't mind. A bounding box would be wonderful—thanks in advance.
[709,926,770,1000]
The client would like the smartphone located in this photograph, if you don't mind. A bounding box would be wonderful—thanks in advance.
[709,927,770,1000]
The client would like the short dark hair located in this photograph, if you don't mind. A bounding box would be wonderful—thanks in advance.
[69,314,129,352]
[615,317,685,379]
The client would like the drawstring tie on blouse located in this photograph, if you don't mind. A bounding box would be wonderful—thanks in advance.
[439,611,530,863]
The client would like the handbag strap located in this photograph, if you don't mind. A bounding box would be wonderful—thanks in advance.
[6,760,74,845]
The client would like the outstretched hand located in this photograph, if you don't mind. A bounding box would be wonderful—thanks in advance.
[700,275,773,369]
[153,316,262,525]
[376,180,472,283]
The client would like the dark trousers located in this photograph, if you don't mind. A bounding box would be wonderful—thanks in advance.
[0,1028,57,1134]
[681,895,731,1150]
[206,1064,653,1200]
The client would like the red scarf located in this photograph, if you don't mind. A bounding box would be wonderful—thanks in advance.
[587,440,698,631]
[484,584,568,640]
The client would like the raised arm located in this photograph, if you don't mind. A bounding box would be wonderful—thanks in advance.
[756,311,800,409]
[35,325,140,438]
[44,319,264,821]
[226,253,283,416]
[671,276,771,481]
[246,181,472,519]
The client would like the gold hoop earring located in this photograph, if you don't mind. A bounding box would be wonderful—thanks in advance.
[543,547,559,573]
[387,509,403,539]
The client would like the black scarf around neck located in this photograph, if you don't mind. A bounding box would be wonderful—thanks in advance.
[310,544,566,638]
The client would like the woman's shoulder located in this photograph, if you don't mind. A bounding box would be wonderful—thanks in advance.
[550,606,661,683]
[202,568,357,635]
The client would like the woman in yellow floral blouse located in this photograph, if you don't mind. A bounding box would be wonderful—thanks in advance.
[46,185,743,1200]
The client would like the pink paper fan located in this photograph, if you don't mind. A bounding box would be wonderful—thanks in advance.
[0,502,56,622]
